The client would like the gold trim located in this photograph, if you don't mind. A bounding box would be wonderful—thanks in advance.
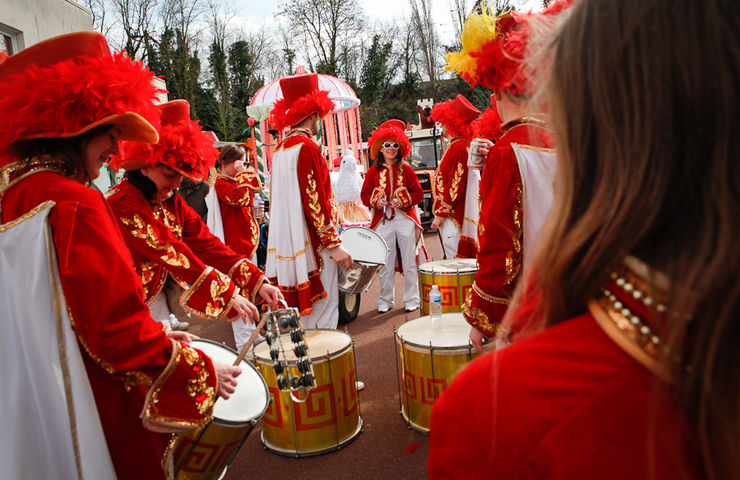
[589,299,671,382]
[0,201,56,232]
[472,281,511,306]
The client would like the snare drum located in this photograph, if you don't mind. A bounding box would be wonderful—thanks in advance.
[173,339,269,480]
[253,329,362,456]
[418,259,478,315]
[338,226,389,294]
[395,313,493,433]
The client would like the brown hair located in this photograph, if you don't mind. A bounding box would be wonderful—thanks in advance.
[12,124,114,182]
[516,0,739,477]
[217,144,246,170]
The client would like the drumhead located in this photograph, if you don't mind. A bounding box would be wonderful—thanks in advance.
[418,258,478,275]
[396,313,472,348]
[253,329,352,363]
[339,227,388,264]
[190,339,269,424]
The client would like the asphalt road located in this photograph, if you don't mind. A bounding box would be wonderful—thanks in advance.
[183,231,447,480]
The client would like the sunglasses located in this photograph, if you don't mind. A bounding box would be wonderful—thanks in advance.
[382,142,399,149]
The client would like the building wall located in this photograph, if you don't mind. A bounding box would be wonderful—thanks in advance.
[0,0,92,54]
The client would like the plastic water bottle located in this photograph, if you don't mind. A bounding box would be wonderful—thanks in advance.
[429,285,442,321]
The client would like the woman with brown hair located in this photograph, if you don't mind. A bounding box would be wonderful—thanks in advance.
[429,0,739,478]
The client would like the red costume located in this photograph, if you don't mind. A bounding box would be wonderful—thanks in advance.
[463,120,552,337]
[361,119,424,312]
[215,169,262,259]
[431,94,481,258]
[107,179,267,318]
[0,32,218,479]
[429,259,699,479]
[362,160,424,231]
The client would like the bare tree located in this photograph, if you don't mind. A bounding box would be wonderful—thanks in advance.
[449,0,471,45]
[159,0,206,43]
[85,0,114,36]
[408,0,440,83]
[104,0,158,58]
[278,0,365,77]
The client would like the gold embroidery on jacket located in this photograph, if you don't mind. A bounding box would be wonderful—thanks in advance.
[153,205,183,239]
[449,161,465,204]
[181,344,216,415]
[120,214,191,269]
[206,270,231,317]
[503,186,523,285]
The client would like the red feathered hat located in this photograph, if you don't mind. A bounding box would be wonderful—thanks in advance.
[473,106,503,142]
[0,31,161,167]
[367,119,412,160]
[269,72,335,131]
[111,100,217,181]
[446,1,574,95]
[431,94,481,140]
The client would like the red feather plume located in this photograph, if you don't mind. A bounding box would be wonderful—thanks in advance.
[270,90,335,131]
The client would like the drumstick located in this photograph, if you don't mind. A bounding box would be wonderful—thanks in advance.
[233,313,269,366]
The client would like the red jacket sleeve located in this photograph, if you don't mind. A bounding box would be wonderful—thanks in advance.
[172,196,267,302]
[297,141,341,249]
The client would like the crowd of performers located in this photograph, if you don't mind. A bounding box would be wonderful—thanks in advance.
[0,0,738,477]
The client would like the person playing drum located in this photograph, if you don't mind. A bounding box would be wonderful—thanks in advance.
[0,32,240,479]
[361,120,425,314]
[446,11,553,350]
[429,94,481,259]
[265,72,353,329]
[107,100,282,329]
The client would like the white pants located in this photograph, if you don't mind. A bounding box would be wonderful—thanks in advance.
[375,213,420,310]
[438,218,460,259]
[148,292,171,324]
[300,248,339,329]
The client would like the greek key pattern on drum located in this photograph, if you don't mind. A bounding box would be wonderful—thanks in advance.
[404,372,447,405]
[263,369,358,430]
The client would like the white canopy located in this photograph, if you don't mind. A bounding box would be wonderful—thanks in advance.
[250,73,361,112]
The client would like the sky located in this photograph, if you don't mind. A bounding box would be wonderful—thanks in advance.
[229,0,544,44]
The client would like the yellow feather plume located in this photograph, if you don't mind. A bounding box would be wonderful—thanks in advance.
[445,4,504,77]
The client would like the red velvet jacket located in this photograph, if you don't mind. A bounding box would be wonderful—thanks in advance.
[107,179,266,320]
[361,161,424,230]
[428,311,698,479]
[268,134,341,311]
[1,169,218,479]
[215,170,261,259]
[463,121,552,337]
[432,138,477,257]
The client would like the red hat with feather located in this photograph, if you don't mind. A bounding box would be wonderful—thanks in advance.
[0,31,161,167]
[111,100,217,181]
[269,72,335,131]
[431,94,481,140]
[367,119,412,160]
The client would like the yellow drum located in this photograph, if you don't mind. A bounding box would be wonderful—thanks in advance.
[253,329,362,456]
[395,313,493,433]
[418,258,478,315]
[173,339,269,480]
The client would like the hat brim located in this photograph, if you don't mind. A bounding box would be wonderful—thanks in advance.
[13,111,159,146]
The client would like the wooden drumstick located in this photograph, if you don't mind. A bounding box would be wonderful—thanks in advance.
[233,313,269,366]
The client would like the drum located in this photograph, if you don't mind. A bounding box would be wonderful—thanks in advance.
[253,329,362,456]
[394,313,493,433]
[173,339,269,480]
[338,226,388,294]
[418,258,478,315]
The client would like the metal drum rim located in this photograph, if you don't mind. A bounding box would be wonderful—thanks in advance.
[252,328,353,365]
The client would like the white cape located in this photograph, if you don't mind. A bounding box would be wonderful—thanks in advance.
[265,143,317,287]
[205,186,225,243]
[461,167,481,246]
[512,143,558,271]
[0,202,116,480]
